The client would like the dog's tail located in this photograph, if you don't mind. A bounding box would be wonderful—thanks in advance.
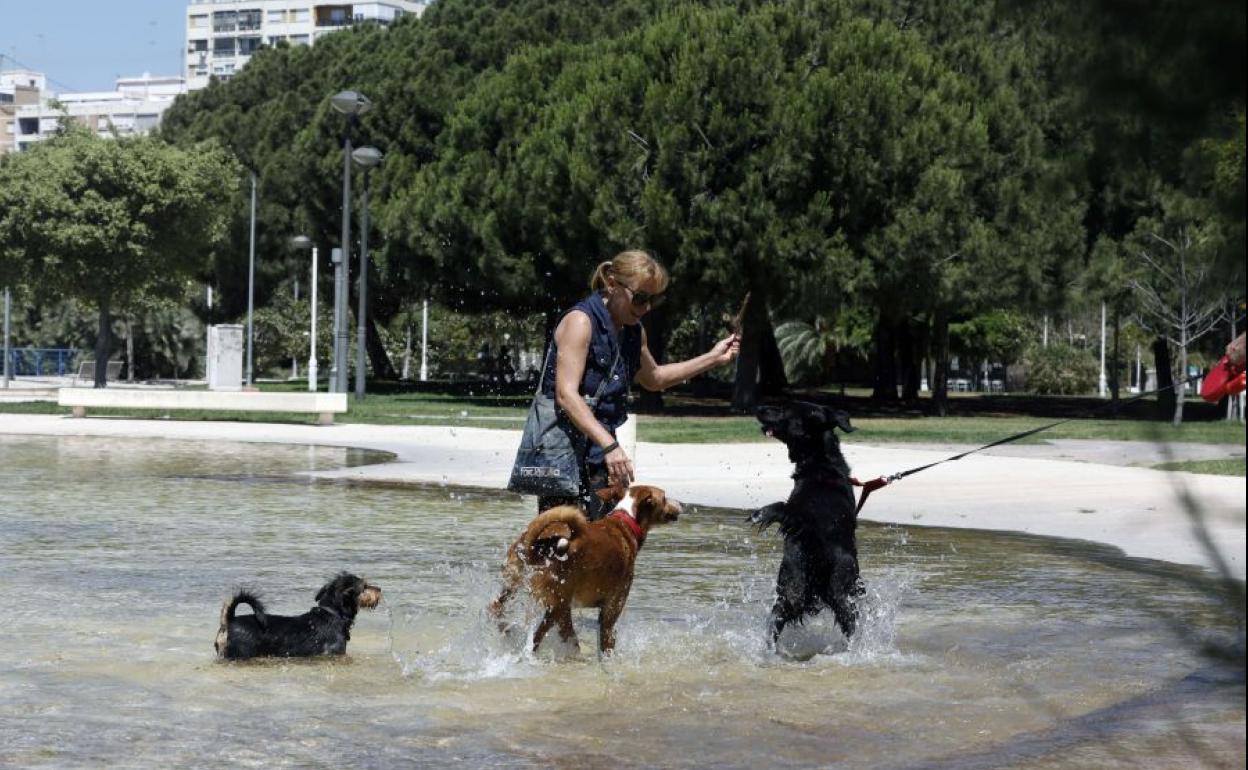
[519,507,588,564]
[215,591,266,655]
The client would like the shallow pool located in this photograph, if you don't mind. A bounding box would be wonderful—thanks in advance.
[1,434,1242,769]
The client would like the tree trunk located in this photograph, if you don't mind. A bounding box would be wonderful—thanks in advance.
[759,309,787,398]
[401,323,412,381]
[932,310,950,416]
[1229,307,1239,422]
[732,291,786,411]
[365,314,397,380]
[94,300,112,388]
[871,314,899,401]
[638,306,668,411]
[1173,329,1187,426]
[125,316,135,383]
[1152,336,1174,421]
[899,318,920,401]
[1109,307,1120,407]
[692,307,715,397]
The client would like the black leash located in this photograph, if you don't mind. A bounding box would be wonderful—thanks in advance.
[851,373,1203,514]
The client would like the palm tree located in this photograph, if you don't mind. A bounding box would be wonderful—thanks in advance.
[776,314,870,386]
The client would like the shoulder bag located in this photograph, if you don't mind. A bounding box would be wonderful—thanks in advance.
[507,343,621,497]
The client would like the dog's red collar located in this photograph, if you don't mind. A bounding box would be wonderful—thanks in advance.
[608,509,645,548]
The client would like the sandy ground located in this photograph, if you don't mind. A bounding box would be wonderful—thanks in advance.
[1,412,1243,580]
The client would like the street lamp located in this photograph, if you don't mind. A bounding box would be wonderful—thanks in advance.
[246,172,257,387]
[330,247,344,392]
[351,145,383,401]
[291,235,318,392]
[2,286,11,389]
[329,90,373,394]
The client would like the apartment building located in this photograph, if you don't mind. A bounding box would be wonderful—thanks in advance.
[186,1,427,90]
[1,70,46,156]
[1,73,186,154]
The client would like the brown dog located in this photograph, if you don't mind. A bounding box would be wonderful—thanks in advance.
[489,484,682,654]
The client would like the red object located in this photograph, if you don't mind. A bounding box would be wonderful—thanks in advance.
[1200,356,1247,402]
[850,476,891,515]
[608,509,645,547]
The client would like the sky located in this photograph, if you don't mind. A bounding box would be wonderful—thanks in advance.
[2,0,187,94]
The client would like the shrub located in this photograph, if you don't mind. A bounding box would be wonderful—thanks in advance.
[1023,343,1099,395]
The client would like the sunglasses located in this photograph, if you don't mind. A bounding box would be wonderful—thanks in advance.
[619,282,666,310]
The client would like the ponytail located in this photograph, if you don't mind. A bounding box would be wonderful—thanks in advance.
[588,250,670,293]
[589,260,614,291]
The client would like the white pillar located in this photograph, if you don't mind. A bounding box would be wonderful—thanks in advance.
[308,247,318,392]
[291,278,299,380]
[1098,302,1107,397]
[420,298,429,381]
[618,414,638,468]
[205,285,213,381]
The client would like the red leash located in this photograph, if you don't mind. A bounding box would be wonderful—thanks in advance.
[849,475,894,515]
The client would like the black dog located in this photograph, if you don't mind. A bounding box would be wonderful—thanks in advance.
[751,401,863,648]
[214,572,382,660]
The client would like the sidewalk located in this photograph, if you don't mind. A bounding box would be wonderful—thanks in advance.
[1,413,1243,580]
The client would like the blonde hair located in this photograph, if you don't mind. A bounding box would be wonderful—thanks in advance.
[589,250,670,293]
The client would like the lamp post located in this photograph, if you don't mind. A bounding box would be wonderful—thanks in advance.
[329,90,372,394]
[330,247,344,391]
[2,286,10,389]
[350,145,383,400]
[292,236,318,392]
[246,172,257,388]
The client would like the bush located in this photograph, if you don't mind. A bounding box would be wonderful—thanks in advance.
[1023,343,1099,395]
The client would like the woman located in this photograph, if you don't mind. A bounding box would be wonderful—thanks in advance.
[537,250,740,516]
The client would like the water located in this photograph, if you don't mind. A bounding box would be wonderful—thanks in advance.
[1,434,1243,769]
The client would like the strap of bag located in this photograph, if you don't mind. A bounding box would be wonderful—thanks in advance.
[533,331,623,406]
[587,344,622,406]
[533,344,554,397]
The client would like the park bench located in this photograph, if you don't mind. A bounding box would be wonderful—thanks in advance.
[73,360,124,385]
[57,387,349,425]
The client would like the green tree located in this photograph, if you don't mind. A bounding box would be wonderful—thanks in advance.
[1126,191,1229,425]
[949,310,1029,390]
[0,129,237,386]
[776,310,872,386]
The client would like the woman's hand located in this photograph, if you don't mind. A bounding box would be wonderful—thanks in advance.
[1227,332,1246,368]
[709,334,741,366]
[604,445,635,488]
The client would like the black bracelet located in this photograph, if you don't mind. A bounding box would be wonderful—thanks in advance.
[602,441,620,454]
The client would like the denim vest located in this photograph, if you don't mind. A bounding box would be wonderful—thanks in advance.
[541,293,643,466]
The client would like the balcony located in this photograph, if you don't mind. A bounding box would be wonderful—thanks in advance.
[314,5,353,27]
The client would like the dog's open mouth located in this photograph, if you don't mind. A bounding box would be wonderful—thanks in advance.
[358,585,383,609]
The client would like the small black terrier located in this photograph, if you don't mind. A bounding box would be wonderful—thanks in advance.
[214,572,382,660]
[751,401,863,649]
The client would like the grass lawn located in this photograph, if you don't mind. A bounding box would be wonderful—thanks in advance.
[1151,456,1247,476]
[2,383,1244,446]
[635,414,1247,445]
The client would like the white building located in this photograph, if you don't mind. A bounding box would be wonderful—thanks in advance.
[1,70,47,155]
[186,1,427,90]
[3,73,187,154]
